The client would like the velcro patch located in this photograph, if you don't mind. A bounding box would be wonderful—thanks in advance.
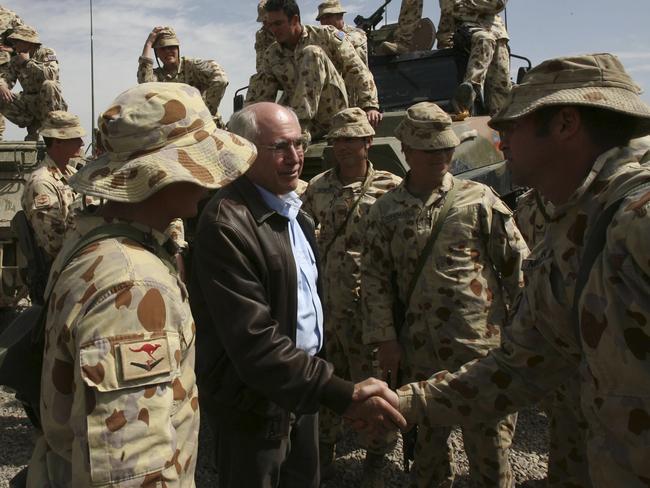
[335,30,346,41]
[119,336,172,381]
[34,194,51,208]
[47,54,57,62]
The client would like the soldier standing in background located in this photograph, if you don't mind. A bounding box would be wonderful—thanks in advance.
[0,4,23,140]
[246,0,381,139]
[362,102,527,488]
[137,26,229,126]
[302,107,401,487]
[21,111,85,261]
[0,24,67,141]
[26,82,257,487]
[254,0,275,73]
[396,53,650,488]
[316,0,368,65]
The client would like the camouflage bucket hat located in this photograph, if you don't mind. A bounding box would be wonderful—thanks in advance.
[153,27,179,48]
[489,53,650,138]
[316,0,346,21]
[395,102,460,150]
[69,82,257,203]
[327,107,375,139]
[40,111,86,139]
[8,24,40,44]
[257,0,267,22]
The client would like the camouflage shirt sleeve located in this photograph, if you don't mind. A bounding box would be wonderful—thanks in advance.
[254,28,275,72]
[325,28,379,110]
[137,56,157,83]
[245,47,281,104]
[186,58,228,116]
[361,197,398,344]
[16,46,59,86]
[0,57,16,89]
[22,178,68,258]
[457,0,507,15]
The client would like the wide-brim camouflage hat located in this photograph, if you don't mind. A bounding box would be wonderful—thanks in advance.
[395,102,460,150]
[69,82,257,203]
[40,111,86,139]
[8,24,40,44]
[257,0,267,22]
[153,27,179,48]
[316,0,346,21]
[327,107,375,139]
[489,53,650,138]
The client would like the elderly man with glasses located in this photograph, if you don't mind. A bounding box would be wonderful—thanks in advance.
[189,101,405,488]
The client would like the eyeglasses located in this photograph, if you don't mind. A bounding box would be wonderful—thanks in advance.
[258,136,309,155]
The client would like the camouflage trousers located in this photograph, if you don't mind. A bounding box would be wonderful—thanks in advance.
[464,30,510,114]
[405,362,516,488]
[392,0,423,47]
[289,45,349,139]
[319,310,396,454]
[0,81,67,131]
[543,376,592,487]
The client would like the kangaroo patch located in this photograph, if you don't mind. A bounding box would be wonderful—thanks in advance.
[119,336,172,381]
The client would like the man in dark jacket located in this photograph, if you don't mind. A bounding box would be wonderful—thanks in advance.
[190,101,405,488]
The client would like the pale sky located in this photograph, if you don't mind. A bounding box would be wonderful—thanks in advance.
[3,0,648,141]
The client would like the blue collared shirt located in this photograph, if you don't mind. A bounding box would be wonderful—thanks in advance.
[255,184,323,356]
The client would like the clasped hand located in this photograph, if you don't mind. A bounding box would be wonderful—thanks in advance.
[343,378,406,436]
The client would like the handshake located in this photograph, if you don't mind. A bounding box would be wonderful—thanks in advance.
[342,378,407,435]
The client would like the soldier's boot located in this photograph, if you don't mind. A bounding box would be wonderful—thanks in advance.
[453,81,477,114]
[319,442,336,481]
[24,124,40,142]
[361,452,386,488]
[377,41,409,56]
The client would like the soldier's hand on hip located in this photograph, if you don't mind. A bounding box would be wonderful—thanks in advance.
[366,109,383,127]
[377,340,402,388]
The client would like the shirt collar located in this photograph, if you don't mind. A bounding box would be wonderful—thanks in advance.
[254,183,303,220]
[43,153,76,183]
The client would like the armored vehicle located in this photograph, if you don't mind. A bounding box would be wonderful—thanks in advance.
[0,141,43,325]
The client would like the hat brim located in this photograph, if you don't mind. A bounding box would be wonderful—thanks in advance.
[489,86,650,138]
[8,34,40,44]
[326,125,375,139]
[316,7,346,21]
[69,127,257,203]
[395,124,460,150]
[40,127,86,139]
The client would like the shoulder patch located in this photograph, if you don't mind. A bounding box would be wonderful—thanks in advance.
[119,336,172,381]
[34,194,52,209]
[47,54,57,62]
[335,30,346,41]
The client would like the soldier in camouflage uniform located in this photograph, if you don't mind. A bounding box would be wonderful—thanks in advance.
[316,0,368,65]
[302,108,401,487]
[137,26,228,126]
[26,82,257,487]
[362,102,527,488]
[0,5,23,140]
[397,53,650,488]
[0,25,67,141]
[246,0,380,139]
[254,0,275,73]
[21,111,85,260]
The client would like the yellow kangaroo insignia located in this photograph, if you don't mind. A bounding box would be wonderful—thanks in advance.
[119,336,172,381]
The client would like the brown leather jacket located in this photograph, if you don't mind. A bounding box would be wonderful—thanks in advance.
[190,176,354,439]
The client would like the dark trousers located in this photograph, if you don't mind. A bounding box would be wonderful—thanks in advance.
[214,412,320,488]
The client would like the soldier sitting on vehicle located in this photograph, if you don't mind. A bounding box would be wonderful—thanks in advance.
[0,4,23,140]
[316,0,368,65]
[0,24,67,141]
[137,26,229,127]
[246,0,381,139]
[254,0,275,73]
[21,110,85,261]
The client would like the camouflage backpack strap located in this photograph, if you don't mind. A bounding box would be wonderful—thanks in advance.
[321,173,374,262]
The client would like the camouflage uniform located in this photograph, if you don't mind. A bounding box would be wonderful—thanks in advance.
[515,189,592,487]
[137,56,228,118]
[303,163,401,450]
[397,54,650,488]
[25,83,256,487]
[245,25,379,138]
[0,5,23,139]
[21,154,79,259]
[0,25,67,136]
[391,0,423,50]
[363,102,527,488]
[438,0,510,113]
[254,27,275,73]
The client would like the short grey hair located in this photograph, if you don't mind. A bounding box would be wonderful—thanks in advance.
[228,103,300,144]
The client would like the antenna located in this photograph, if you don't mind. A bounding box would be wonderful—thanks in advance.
[89,0,96,153]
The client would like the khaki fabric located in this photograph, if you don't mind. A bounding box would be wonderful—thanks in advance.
[27,215,199,487]
[246,25,378,137]
[395,102,460,150]
[70,82,256,203]
[254,27,275,72]
[137,55,229,117]
[7,23,39,44]
[40,110,86,139]
[398,145,650,487]
[316,0,346,21]
[152,26,179,48]
[327,107,375,139]
[489,53,650,138]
